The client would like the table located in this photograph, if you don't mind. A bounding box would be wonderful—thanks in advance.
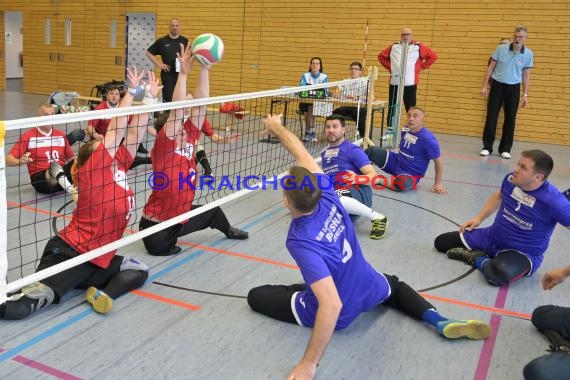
[266,95,386,143]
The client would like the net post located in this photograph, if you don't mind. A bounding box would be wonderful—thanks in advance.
[363,66,378,149]
[0,120,7,305]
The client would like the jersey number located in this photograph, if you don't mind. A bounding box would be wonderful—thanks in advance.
[341,239,353,263]
[44,150,60,163]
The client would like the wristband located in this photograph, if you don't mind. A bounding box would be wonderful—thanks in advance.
[523,94,528,97]
[127,85,144,97]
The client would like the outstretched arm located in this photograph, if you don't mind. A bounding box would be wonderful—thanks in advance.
[287,276,342,380]
[104,66,145,160]
[459,189,501,233]
[163,43,193,139]
[262,114,322,174]
[187,63,211,131]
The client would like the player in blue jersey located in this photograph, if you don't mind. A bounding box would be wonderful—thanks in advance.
[365,106,448,194]
[248,114,490,380]
[434,150,570,286]
[321,114,388,239]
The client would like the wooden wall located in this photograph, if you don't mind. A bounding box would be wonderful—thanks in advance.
[1,0,569,145]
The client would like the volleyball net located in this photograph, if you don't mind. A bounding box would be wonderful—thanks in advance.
[0,74,379,304]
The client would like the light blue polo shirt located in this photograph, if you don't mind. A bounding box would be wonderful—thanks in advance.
[491,43,533,85]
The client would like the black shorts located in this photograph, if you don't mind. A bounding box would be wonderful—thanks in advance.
[299,103,311,113]
[30,171,61,194]
[29,161,74,194]
[38,236,123,302]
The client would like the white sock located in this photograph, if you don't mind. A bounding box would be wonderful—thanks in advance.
[57,175,75,194]
[339,196,385,221]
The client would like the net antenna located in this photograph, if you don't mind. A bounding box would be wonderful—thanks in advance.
[362,19,369,69]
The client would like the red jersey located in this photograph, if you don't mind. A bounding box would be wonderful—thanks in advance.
[88,102,133,136]
[9,127,74,176]
[183,117,213,145]
[59,144,135,268]
[144,126,197,222]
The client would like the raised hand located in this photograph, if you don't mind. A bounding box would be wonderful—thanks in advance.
[145,71,162,98]
[126,66,145,89]
[177,43,193,75]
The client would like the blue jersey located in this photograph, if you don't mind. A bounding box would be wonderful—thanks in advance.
[491,44,533,85]
[321,140,370,188]
[394,126,440,179]
[288,174,391,330]
[488,174,570,268]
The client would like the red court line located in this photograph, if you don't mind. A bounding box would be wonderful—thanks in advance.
[0,348,81,380]
[181,241,299,270]
[7,200,72,220]
[420,292,530,320]
[131,289,201,311]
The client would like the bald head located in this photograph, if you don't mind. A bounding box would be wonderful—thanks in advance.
[400,27,413,43]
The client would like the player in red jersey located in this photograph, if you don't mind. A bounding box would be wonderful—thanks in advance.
[6,103,77,199]
[0,67,159,320]
[139,44,248,256]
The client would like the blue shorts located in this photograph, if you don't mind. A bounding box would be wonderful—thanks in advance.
[461,227,537,275]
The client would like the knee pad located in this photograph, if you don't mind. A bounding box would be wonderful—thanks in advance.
[120,257,149,273]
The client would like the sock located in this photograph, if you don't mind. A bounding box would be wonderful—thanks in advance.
[475,256,488,271]
[339,196,385,221]
[56,172,75,194]
[422,308,447,328]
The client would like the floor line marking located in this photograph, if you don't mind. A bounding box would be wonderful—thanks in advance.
[131,289,200,311]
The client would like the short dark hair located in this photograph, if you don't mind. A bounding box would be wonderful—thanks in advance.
[284,166,322,213]
[154,111,171,133]
[521,150,553,179]
[349,61,362,70]
[325,114,346,128]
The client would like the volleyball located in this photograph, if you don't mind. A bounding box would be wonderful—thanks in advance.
[191,33,224,65]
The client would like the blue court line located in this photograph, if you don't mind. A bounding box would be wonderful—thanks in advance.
[0,201,284,363]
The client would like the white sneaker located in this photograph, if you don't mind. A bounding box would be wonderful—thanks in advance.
[500,152,511,159]
[479,149,490,156]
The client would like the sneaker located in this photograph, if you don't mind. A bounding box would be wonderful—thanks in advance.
[49,162,64,178]
[310,132,318,142]
[225,226,249,240]
[479,149,490,156]
[17,282,54,311]
[370,217,389,240]
[85,287,113,314]
[302,131,310,141]
[446,248,486,266]
[500,152,511,159]
[437,319,491,340]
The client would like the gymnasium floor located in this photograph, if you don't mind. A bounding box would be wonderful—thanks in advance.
[1,84,569,379]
